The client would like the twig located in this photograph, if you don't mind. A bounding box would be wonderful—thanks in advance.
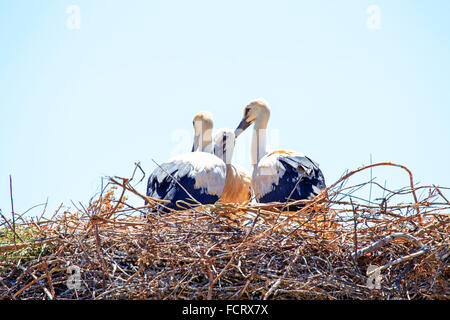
[9,175,17,243]
[43,259,55,299]
[350,197,359,259]
[352,233,424,259]
[0,208,24,243]
[369,153,373,206]
[0,236,60,254]
[130,161,146,187]
[433,185,449,204]
[367,247,430,276]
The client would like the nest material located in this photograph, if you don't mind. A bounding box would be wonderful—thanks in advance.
[0,162,449,300]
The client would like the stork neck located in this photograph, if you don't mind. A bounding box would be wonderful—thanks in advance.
[201,128,213,153]
[251,118,268,166]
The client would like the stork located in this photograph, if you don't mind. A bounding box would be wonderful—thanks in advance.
[146,112,226,212]
[234,99,326,210]
[213,128,252,204]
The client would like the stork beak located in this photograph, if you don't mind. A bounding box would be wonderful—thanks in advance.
[234,118,252,138]
[192,134,200,152]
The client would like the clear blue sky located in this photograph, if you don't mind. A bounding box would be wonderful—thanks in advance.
[1,0,449,218]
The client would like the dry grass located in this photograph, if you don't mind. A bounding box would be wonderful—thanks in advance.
[1,162,449,300]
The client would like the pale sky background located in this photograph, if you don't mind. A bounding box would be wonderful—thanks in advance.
[1,0,449,218]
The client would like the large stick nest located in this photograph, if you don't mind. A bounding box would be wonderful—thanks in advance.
[1,162,449,300]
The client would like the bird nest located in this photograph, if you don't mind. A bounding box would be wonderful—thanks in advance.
[1,162,449,300]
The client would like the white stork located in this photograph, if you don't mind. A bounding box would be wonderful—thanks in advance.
[213,128,253,204]
[234,99,326,210]
[146,112,227,212]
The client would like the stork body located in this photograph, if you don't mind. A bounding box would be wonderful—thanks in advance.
[147,152,226,211]
[235,99,325,210]
[252,150,325,206]
[146,112,226,212]
[213,128,252,204]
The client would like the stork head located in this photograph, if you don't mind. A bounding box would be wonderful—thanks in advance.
[192,111,214,152]
[213,128,235,165]
[235,98,271,138]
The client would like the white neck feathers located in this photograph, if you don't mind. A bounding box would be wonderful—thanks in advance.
[251,115,269,166]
